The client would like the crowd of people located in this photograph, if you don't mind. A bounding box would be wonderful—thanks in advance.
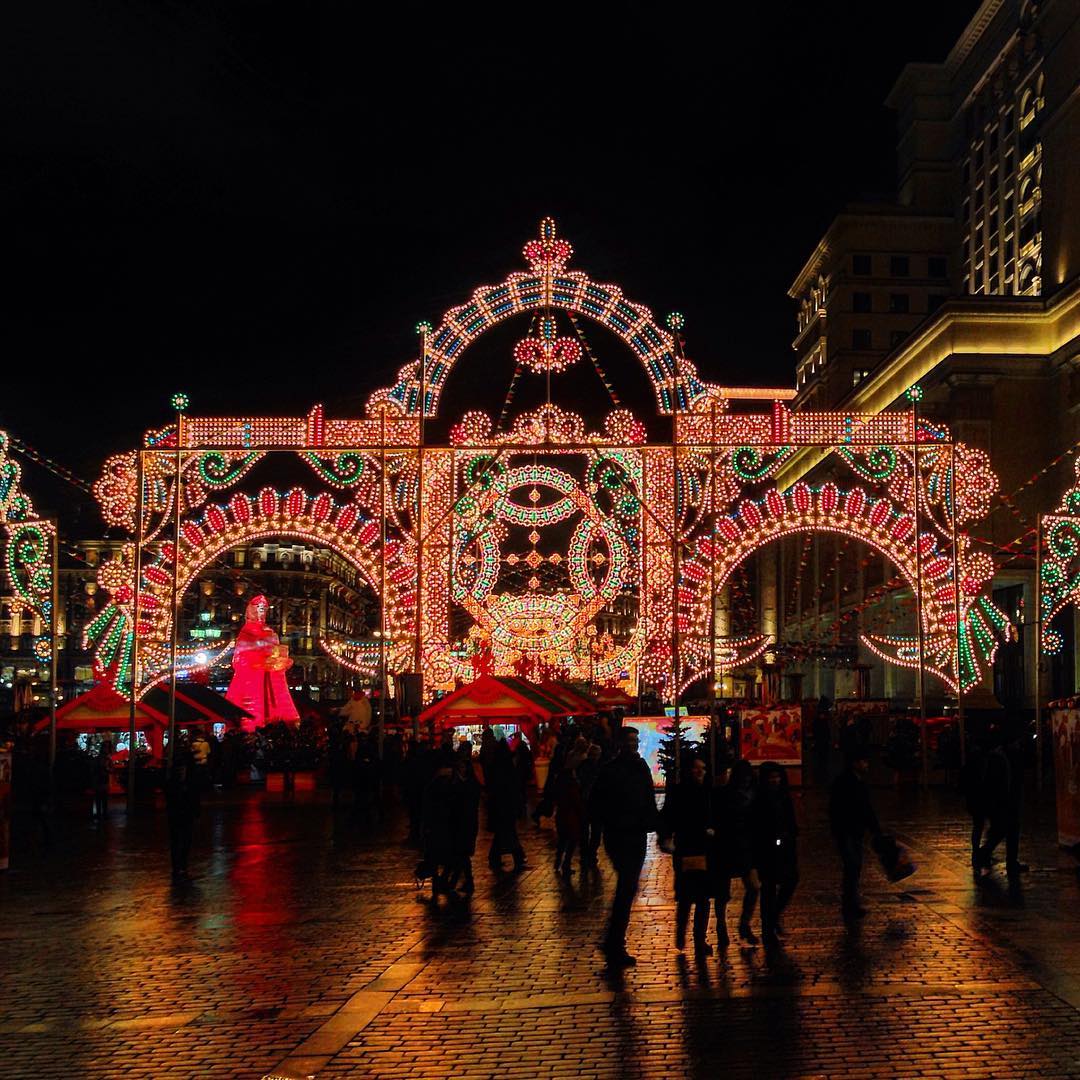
[386,712,926,971]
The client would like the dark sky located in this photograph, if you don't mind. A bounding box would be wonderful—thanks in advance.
[5,1,980,524]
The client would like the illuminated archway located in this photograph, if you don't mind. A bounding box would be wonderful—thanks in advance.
[675,478,1008,694]
[84,221,1009,702]
[85,487,414,697]
[0,430,55,663]
[369,218,710,418]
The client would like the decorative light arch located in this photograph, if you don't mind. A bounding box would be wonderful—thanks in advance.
[675,480,1008,694]
[83,220,1010,704]
[369,218,711,418]
[0,430,55,663]
[85,487,414,696]
[1039,455,1080,654]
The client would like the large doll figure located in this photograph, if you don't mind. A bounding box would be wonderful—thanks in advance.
[226,595,300,730]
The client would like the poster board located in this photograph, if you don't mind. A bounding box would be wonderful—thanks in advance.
[634,715,710,788]
[1051,707,1080,847]
[737,704,803,766]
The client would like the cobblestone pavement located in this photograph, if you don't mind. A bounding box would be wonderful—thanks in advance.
[4,778,1080,1079]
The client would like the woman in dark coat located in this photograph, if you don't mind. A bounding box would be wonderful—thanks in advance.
[554,747,587,877]
[661,756,715,954]
[751,761,799,952]
[486,739,526,872]
[447,743,481,895]
[712,759,760,947]
[421,753,457,897]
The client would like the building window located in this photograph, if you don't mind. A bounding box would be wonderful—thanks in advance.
[852,254,872,276]
[853,328,872,350]
[889,255,909,277]
[852,291,871,313]
[888,293,910,314]
[852,369,870,387]
[890,329,908,349]
[928,256,947,278]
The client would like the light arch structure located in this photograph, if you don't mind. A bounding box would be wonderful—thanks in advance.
[677,479,1008,694]
[0,430,56,664]
[1039,456,1080,655]
[85,220,1009,702]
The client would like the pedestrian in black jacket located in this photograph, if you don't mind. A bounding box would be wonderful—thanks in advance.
[486,740,526,872]
[713,760,760,947]
[752,762,798,953]
[976,718,1028,881]
[828,747,881,921]
[589,725,659,967]
[447,743,481,896]
[421,753,457,898]
[660,757,715,955]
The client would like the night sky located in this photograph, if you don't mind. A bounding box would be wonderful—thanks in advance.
[6,1,979,525]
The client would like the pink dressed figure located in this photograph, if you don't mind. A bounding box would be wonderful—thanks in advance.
[226,595,300,731]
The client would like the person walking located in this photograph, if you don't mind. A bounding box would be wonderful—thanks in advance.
[661,756,715,955]
[513,731,534,819]
[165,750,200,883]
[554,746,587,877]
[421,751,457,898]
[486,739,527,872]
[589,726,659,968]
[713,759,760,947]
[447,743,481,896]
[92,740,112,825]
[578,741,604,868]
[828,746,882,922]
[752,762,798,954]
[976,718,1028,882]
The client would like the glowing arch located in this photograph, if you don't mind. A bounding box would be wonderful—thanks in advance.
[0,430,56,663]
[678,481,1007,693]
[369,218,710,418]
[85,487,415,697]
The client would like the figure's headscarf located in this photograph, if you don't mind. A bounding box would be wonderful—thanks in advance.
[245,594,269,624]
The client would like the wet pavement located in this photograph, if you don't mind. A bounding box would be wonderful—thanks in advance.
[4,777,1080,1079]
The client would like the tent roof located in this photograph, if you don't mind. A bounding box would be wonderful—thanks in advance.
[48,683,164,732]
[418,675,569,728]
[540,680,600,713]
[170,682,252,724]
[43,682,248,734]
[592,686,635,706]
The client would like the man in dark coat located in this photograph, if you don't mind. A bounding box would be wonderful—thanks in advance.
[448,744,481,896]
[421,752,457,897]
[165,750,201,884]
[589,725,659,967]
[486,740,526,871]
[829,746,881,922]
[976,718,1028,882]
[752,762,798,951]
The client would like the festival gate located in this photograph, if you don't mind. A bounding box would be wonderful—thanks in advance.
[83,221,1009,710]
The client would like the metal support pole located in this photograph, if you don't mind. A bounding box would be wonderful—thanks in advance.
[950,443,965,768]
[379,406,388,760]
[670,328,683,785]
[912,400,929,788]
[127,450,145,815]
[1035,513,1043,791]
[413,327,427,738]
[709,401,718,782]
[48,524,59,774]
[167,412,182,776]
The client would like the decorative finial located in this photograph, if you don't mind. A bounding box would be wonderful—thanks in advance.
[523,218,573,273]
[415,320,432,336]
[905,384,923,403]
[171,392,190,412]
[666,312,685,331]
